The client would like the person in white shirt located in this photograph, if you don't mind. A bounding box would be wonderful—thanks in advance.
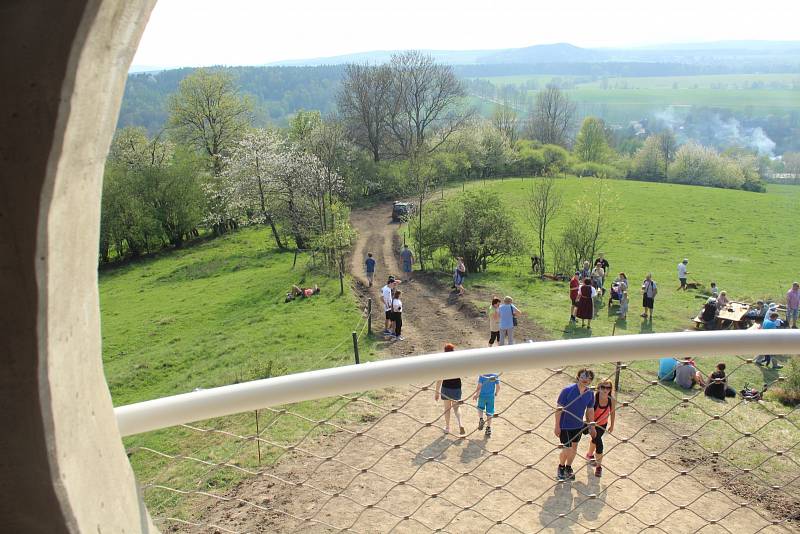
[381,278,399,336]
[677,259,689,290]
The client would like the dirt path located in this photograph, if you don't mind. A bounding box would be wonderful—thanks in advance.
[180,203,793,533]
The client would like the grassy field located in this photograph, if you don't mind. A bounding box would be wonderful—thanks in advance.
[471,73,800,124]
[441,177,800,491]
[100,227,377,515]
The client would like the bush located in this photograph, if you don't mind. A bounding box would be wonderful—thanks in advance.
[768,356,800,406]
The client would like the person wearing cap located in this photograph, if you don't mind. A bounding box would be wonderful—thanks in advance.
[755,312,784,368]
[786,282,800,329]
[677,259,689,291]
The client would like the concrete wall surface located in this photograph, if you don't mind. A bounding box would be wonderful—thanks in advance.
[0,0,158,532]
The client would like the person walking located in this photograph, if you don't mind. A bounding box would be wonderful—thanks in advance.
[641,273,658,320]
[391,289,404,341]
[569,271,580,323]
[584,379,616,478]
[435,343,465,436]
[576,278,595,328]
[472,372,500,437]
[554,369,597,481]
[498,296,520,345]
[786,282,800,329]
[365,252,376,287]
[453,257,466,295]
[677,259,689,290]
[488,297,501,347]
[400,244,414,282]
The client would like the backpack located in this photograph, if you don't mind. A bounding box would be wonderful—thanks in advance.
[740,383,765,401]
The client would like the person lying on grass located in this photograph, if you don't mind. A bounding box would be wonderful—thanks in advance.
[285,284,320,302]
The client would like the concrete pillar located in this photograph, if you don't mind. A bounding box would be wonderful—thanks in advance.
[1,0,158,531]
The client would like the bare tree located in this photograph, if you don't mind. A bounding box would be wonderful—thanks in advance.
[385,51,470,157]
[336,63,392,162]
[492,103,519,145]
[526,177,562,276]
[655,130,678,178]
[528,85,576,147]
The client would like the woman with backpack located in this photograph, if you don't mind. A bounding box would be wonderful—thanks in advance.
[585,379,616,478]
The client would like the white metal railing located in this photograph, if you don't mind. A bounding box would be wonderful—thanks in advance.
[115,330,800,437]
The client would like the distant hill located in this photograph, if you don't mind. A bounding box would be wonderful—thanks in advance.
[476,43,607,64]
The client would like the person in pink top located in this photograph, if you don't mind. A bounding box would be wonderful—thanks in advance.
[786,282,800,329]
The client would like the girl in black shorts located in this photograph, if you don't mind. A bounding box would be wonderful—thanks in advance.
[434,343,465,435]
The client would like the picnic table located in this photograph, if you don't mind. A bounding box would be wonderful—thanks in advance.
[716,301,751,323]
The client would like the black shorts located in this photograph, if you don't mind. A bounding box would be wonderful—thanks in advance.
[559,427,584,446]
[489,331,500,344]
[385,310,392,320]
[643,295,655,309]
[679,278,687,288]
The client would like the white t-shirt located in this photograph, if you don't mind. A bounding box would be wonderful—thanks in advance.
[392,298,403,313]
[677,262,687,278]
[382,285,393,311]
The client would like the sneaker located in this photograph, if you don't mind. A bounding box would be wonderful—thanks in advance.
[383,329,391,335]
[772,364,784,369]
[556,466,566,481]
[585,453,595,464]
[565,465,575,480]
[595,466,603,478]
[478,418,485,430]
[485,426,492,437]
[395,336,405,341]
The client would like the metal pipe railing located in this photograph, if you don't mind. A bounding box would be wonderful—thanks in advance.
[115,330,800,437]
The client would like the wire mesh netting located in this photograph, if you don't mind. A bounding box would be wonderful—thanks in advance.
[126,355,800,533]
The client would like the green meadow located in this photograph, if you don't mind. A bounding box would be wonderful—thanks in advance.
[446,177,800,486]
[100,228,377,515]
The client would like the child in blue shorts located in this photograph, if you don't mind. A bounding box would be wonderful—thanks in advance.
[472,373,500,437]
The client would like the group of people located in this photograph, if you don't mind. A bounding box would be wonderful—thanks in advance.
[381,276,404,341]
[568,255,643,327]
[659,357,737,399]
[434,345,617,480]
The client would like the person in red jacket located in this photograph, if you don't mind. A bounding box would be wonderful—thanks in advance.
[569,271,580,323]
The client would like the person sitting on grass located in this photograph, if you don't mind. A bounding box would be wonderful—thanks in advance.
[675,357,706,390]
[755,312,784,369]
[704,362,736,400]
[709,281,719,297]
[472,372,500,437]
[286,284,320,302]
[658,357,679,381]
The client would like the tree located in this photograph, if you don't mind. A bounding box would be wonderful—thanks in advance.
[221,129,287,249]
[492,104,519,145]
[574,117,611,163]
[337,63,392,162]
[304,118,352,233]
[526,177,562,276]
[287,109,322,145]
[168,68,252,176]
[419,190,522,273]
[385,51,470,157]
[528,85,576,147]
[655,130,678,178]
[631,135,666,181]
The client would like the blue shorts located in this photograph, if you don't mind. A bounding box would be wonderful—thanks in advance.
[787,308,799,322]
[477,395,495,416]
[402,262,412,273]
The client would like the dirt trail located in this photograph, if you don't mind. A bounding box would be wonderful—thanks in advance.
[181,203,792,533]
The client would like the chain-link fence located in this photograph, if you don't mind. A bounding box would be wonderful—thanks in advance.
[120,331,800,533]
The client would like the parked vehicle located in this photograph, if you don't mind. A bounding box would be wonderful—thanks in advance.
[391,201,412,222]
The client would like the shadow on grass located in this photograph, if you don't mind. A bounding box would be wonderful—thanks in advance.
[561,323,593,339]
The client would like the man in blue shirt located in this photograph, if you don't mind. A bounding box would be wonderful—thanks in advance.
[365,253,376,287]
[554,369,597,481]
[755,312,784,368]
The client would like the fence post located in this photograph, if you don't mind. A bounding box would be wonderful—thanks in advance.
[254,410,261,465]
[367,298,372,336]
[611,321,622,392]
[352,331,360,364]
[292,249,298,269]
[339,270,344,295]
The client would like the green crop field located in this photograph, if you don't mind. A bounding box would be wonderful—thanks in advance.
[100,227,377,516]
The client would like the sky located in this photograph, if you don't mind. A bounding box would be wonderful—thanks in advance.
[132,0,799,68]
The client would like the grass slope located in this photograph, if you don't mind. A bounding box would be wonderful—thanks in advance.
[100,227,376,515]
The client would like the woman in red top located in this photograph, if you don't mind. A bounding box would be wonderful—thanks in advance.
[569,271,580,323]
[585,379,616,477]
